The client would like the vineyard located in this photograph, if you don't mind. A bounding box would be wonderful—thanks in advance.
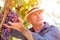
[0,0,60,40]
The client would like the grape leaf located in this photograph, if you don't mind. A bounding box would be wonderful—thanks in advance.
[14,0,24,5]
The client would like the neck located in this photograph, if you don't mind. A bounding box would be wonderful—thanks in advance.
[32,23,44,32]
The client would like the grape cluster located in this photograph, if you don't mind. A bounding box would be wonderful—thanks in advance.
[1,10,19,40]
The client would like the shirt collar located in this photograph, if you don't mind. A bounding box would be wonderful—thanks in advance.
[30,22,50,33]
[38,22,50,33]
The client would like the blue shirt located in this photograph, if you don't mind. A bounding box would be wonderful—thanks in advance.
[10,22,60,40]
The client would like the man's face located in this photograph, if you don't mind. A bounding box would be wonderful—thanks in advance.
[30,13,43,25]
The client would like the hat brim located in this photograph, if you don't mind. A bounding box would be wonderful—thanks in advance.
[25,9,43,21]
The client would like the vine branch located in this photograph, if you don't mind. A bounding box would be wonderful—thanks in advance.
[0,0,11,31]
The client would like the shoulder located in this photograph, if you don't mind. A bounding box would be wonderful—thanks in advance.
[48,25,59,32]
[44,22,60,36]
[46,25,60,37]
[44,22,59,32]
[45,25,60,39]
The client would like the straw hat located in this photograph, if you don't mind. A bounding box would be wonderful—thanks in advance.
[25,7,44,21]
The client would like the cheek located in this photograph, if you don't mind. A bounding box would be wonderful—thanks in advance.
[31,17,36,21]
[30,18,35,23]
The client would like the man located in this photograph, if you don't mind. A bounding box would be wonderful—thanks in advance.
[4,7,60,40]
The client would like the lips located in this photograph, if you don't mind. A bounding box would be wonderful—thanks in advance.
[37,18,42,20]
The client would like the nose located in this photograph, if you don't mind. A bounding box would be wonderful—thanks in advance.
[37,15,42,20]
